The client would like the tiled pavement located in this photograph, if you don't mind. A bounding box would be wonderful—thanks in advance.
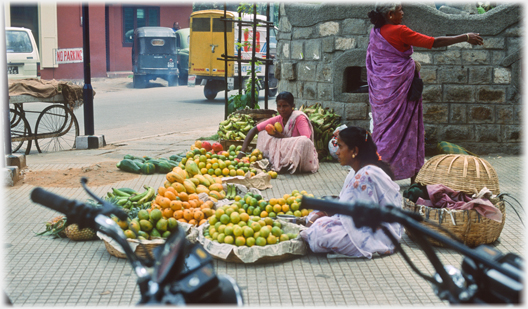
[3,140,524,306]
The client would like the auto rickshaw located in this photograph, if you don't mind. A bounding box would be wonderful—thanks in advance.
[132,27,179,88]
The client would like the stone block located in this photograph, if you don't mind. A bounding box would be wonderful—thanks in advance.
[342,19,368,34]
[5,154,26,169]
[501,125,521,142]
[279,16,292,32]
[423,103,448,123]
[305,40,321,60]
[505,26,521,37]
[507,37,521,51]
[277,31,292,41]
[293,27,314,39]
[303,82,317,100]
[76,135,106,150]
[468,105,494,123]
[437,67,467,84]
[281,62,296,80]
[433,50,461,65]
[446,42,472,50]
[444,85,475,102]
[291,41,304,60]
[412,52,433,64]
[444,125,472,141]
[278,80,298,97]
[321,101,345,118]
[462,50,490,65]
[274,60,281,80]
[492,51,506,65]
[475,125,500,142]
[297,63,317,81]
[474,37,505,50]
[344,103,369,120]
[497,105,514,124]
[356,36,370,49]
[322,37,334,53]
[450,104,467,123]
[317,83,333,100]
[420,68,437,84]
[422,85,442,102]
[335,37,356,50]
[493,67,511,84]
[468,67,492,84]
[296,81,304,99]
[3,166,19,187]
[424,124,441,145]
[282,42,290,59]
[317,62,332,82]
[319,21,339,36]
[477,86,506,103]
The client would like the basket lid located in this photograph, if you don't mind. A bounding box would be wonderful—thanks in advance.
[415,154,500,195]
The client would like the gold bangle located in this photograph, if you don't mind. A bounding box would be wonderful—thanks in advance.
[466,34,469,42]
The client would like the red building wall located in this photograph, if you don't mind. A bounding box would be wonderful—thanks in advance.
[41,3,107,80]
[40,2,193,79]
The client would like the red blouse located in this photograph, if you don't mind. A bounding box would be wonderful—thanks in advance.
[256,115,312,139]
[380,24,435,52]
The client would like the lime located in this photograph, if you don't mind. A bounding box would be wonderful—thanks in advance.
[271,226,283,237]
[217,233,226,243]
[255,237,267,246]
[220,214,230,224]
[224,226,234,236]
[251,222,261,232]
[233,225,243,237]
[246,237,256,247]
[243,226,254,238]
[217,224,226,234]
[267,235,277,245]
[224,235,234,244]
[279,234,290,242]
[260,226,270,238]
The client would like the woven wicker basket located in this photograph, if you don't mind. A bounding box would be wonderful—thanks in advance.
[103,238,164,259]
[415,154,500,195]
[403,198,506,247]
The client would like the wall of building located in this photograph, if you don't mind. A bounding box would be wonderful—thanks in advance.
[41,3,106,80]
[275,3,522,155]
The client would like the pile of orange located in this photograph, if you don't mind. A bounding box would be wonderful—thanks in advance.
[150,186,216,226]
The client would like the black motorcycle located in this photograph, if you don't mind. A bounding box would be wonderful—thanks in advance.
[28,177,243,305]
[300,196,523,305]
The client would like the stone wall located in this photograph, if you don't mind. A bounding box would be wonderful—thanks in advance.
[275,3,522,155]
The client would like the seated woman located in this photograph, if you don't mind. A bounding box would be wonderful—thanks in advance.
[237,91,319,174]
[300,126,402,258]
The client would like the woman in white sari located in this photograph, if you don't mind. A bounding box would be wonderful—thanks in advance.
[237,92,319,174]
[300,126,403,258]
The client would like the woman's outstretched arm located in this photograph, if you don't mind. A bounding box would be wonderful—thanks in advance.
[237,127,259,159]
[433,32,483,47]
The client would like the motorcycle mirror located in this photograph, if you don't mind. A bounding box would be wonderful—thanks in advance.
[153,224,187,284]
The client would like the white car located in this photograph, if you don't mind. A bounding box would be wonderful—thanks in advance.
[5,27,40,79]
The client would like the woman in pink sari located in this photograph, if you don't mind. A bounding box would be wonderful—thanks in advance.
[366,2,483,183]
[237,91,319,174]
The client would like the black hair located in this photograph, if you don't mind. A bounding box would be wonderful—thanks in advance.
[338,126,395,180]
[276,91,295,107]
[368,10,386,28]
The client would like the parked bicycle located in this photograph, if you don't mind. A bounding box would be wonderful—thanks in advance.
[29,177,243,305]
[300,196,523,304]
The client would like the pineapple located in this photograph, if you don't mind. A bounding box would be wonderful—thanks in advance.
[64,224,97,241]
[36,216,67,238]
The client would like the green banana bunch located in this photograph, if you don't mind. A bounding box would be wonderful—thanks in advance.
[301,102,342,161]
[225,184,237,200]
[218,112,256,141]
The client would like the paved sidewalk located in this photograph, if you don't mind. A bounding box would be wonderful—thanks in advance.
[3,133,524,306]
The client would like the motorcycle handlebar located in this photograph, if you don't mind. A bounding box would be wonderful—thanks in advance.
[30,187,128,230]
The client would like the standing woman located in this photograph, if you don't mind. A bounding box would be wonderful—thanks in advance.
[237,91,319,174]
[366,2,483,183]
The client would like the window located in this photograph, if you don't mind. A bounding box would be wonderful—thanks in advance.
[192,18,210,32]
[212,18,232,32]
[6,30,34,53]
[123,6,160,46]
[343,66,368,93]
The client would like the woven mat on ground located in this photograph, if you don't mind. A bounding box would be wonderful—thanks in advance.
[8,78,95,110]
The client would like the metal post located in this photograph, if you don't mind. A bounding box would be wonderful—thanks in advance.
[1,5,12,160]
[237,12,242,96]
[223,4,228,120]
[82,3,94,136]
[250,4,257,109]
[264,3,270,110]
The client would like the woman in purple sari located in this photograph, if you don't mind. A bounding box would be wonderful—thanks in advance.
[366,2,483,183]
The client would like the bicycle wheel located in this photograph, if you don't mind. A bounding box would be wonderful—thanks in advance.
[9,108,32,154]
[34,104,79,153]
